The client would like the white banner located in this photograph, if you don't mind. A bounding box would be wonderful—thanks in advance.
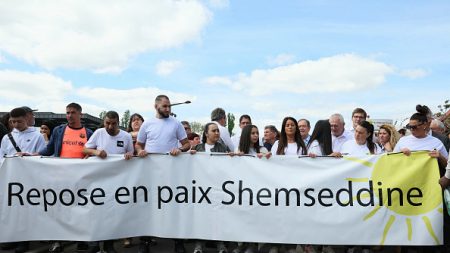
[0,152,444,245]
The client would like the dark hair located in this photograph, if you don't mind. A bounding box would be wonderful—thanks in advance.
[10,107,27,118]
[211,108,226,121]
[105,111,119,121]
[239,125,260,154]
[239,115,252,124]
[277,117,307,155]
[127,113,144,132]
[155,95,169,103]
[1,113,12,132]
[352,108,367,118]
[410,104,430,123]
[398,128,406,135]
[202,122,217,143]
[41,121,56,138]
[187,132,200,140]
[298,119,311,128]
[359,121,376,154]
[181,121,190,126]
[307,120,333,155]
[66,102,82,112]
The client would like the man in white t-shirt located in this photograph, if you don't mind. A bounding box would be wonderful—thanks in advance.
[329,113,353,153]
[231,114,251,149]
[135,95,190,157]
[83,111,134,160]
[211,107,234,151]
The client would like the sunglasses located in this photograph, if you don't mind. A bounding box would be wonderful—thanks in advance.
[405,123,424,130]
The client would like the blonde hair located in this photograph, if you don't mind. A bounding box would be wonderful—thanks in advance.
[379,124,400,151]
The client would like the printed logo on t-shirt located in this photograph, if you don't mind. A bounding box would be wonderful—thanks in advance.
[117,141,124,147]
[80,133,86,138]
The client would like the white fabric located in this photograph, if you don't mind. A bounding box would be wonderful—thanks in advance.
[85,128,134,155]
[231,132,241,150]
[0,127,46,157]
[204,143,214,154]
[307,140,322,156]
[341,140,380,156]
[213,121,234,152]
[137,116,187,153]
[393,135,448,160]
[271,141,304,155]
[236,146,269,155]
[0,153,442,245]
[331,130,353,153]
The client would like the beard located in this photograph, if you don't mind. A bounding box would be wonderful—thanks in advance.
[157,108,170,118]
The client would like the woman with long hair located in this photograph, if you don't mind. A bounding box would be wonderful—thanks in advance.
[377,124,400,153]
[127,113,144,145]
[236,125,270,158]
[307,120,334,156]
[271,117,307,155]
[341,121,379,155]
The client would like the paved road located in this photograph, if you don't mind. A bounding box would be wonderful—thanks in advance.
[1,239,408,253]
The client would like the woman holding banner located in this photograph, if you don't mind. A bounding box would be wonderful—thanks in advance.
[236,124,270,159]
[340,121,380,156]
[271,117,307,156]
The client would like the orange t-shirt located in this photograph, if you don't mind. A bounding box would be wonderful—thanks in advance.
[60,126,88,158]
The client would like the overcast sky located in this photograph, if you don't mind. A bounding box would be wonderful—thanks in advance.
[0,1,449,132]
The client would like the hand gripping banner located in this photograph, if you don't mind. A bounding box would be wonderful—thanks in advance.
[0,152,443,245]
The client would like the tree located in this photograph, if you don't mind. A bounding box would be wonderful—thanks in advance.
[99,111,107,120]
[190,121,204,135]
[121,110,130,129]
[227,113,235,136]
[435,99,450,131]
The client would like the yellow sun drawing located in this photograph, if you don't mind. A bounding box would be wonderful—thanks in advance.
[344,151,443,245]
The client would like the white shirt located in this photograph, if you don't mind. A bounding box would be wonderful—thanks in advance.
[393,134,449,160]
[332,130,353,153]
[0,127,46,157]
[341,139,380,156]
[85,128,134,155]
[235,146,269,155]
[231,132,241,150]
[271,140,305,155]
[307,140,323,156]
[204,143,214,154]
[213,121,234,152]
[137,116,187,153]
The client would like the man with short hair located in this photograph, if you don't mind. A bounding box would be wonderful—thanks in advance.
[211,107,234,151]
[298,119,311,145]
[231,114,252,149]
[39,103,93,158]
[181,121,192,135]
[135,95,190,253]
[82,110,133,253]
[1,107,45,158]
[21,106,37,126]
[329,113,353,153]
[431,119,446,135]
[263,125,279,152]
[0,107,45,253]
[83,110,134,160]
[350,108,367,133]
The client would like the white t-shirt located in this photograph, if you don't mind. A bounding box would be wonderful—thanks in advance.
[393,135,449,159]
[235,146,269,155]
[341,139,380,156]
[231,132,241,150]
[271,140,304,155]
[204,143,214,154]
[332,130,353,153]
[137,116,187,153]
[85,128,134,154]
[213,121,234,152]
[0,127,46,157]
[307,140,323,156]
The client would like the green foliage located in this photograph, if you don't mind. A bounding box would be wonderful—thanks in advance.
[227,113,235,136]
[121,110,130,128]
[190,121,204,135]
[99,111,107,120]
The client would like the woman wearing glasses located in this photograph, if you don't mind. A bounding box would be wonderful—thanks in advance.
[393,105,448,168]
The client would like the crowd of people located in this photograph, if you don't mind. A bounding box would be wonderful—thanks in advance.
[1,95,450,253]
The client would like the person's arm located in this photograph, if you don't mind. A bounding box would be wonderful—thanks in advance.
[169,138,190,156]
[135,142,147,157]
[39,127,58,156]
[83,148,107,159]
